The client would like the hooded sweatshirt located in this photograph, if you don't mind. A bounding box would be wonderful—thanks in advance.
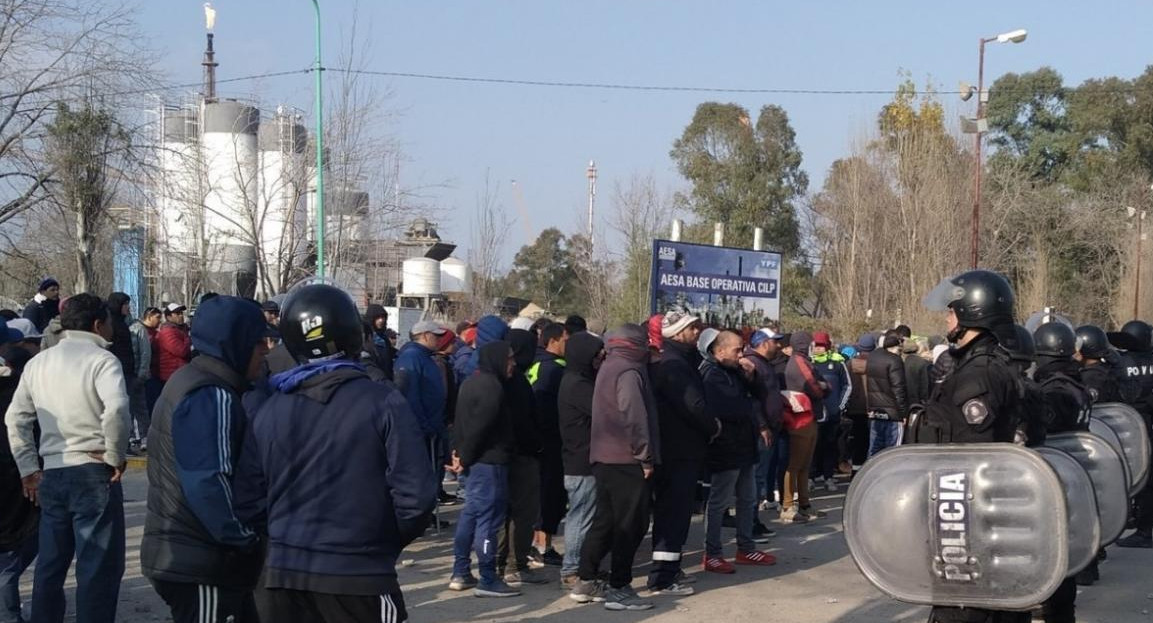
[233,353,437,596]
[456,315,509,384]
[141,295,268,588]
[106,292,136,378]
[507,329,543,457]
[362,304,395,381]
[453,341,515,466]
[558,332,603,476]
[590,324,660,467]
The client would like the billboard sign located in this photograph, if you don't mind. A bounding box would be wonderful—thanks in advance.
[650,239,782,328]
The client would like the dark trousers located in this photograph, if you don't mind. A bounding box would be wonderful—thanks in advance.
[647,460,700,590]
[257,587,407,623]
[452,463,508,585]
[1132,479,1153,533]
[765,431,789,500]
[928,607,1031,623]
[0,534,36,623]
[1041,576,1076,623]
[578,464,651,589]
[145,377,165,420]
[538,451,567,535]
[33,464,125,623]
[847,412,870,467]
[498,455,540,574]
[152,580,258,623]
[812,419,840,480]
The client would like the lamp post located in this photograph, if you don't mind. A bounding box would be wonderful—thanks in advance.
[969,28,1027,269]
[310,0,326,278]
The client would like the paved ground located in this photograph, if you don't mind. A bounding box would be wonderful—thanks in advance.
[16,469,1153,622]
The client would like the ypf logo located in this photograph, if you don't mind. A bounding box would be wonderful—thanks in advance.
[301,315,325,341]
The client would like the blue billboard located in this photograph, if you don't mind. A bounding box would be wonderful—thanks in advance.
[650,239,782,328]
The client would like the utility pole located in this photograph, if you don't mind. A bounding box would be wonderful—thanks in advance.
[310,0,326,278]
[586,160,597,252]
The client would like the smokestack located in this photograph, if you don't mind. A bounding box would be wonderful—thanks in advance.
[202,2,218,102]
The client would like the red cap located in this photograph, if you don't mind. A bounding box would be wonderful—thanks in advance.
[648,314,664,349]
[812,331,832,347]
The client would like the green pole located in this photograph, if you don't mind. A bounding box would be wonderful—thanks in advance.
[311,0,325,278]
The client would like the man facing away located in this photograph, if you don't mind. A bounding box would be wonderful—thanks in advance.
[5,293,129,623]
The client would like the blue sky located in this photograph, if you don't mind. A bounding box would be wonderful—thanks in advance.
[138,1,1152,258]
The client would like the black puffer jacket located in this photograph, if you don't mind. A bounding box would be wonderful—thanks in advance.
[558,332,602,476]
[653,339,717,463]
[508,329,543,458]
[866,348,908,420]
[0,346,36,551]
[106,292,135,378]
[453,341,515,467]
[701,358,758,471]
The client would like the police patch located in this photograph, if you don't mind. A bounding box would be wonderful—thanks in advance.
[963,399,989,425]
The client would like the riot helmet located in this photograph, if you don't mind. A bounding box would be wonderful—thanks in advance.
[1109,320,1153,353]
[279,283,364,363]
[1033,322,1077,359]
[1074,325,1112,360]
[923,270,1015,341]
[1001,324,1036,364]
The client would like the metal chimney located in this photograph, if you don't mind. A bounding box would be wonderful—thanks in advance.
[202,3,219,102]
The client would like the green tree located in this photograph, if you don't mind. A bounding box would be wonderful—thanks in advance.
[985,67,1073,183]
[670,102,807,254]
[503,227,583,314]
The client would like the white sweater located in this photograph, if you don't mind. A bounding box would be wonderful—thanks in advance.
[5,331,130,477]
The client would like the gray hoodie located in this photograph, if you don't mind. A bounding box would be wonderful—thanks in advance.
[590,324,660,467]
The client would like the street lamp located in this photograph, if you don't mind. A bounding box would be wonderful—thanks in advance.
[967,28,1027,269]
[310,0,326,278]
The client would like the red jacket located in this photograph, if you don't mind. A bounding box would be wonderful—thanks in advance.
[155,322,191,381]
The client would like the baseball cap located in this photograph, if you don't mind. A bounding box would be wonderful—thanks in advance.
[411,320,447,336]
[261,300,280,313]
[165,303,187,314]
[7,318,42,340]
[749,327,786,347]
[661,311,701,339]
[0,318,25,345]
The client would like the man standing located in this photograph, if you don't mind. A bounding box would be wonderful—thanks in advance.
[648,312,716,592]
[106,293,136,453]
[1108,321,1153,550]
[865,330,908,456]
[5,293,129,623]
[128,307,159,453]
[156,303,192,384]
[570,324,658,611]
[396,320,450,504]
[362,304,395,381]
[744,328,785,510]
[22,278,60,333]
[844,334,875,475]
[261,300,279,327]
[782,332,826,523]
[142,296,270,623]
[809,331,850,492]
[0,320,38,623]
[557,331,603,587]
[236,284,437,622]
[526,321,568,566]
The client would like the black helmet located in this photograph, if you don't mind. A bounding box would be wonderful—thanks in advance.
[1000,324,1035,363]
[1033,322,1076,358]
[923,270,1015,332]
[1109,320,1153,353]
[1075,325,1112,360]
[279,283,364,363]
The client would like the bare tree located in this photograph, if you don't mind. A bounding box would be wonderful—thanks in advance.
[467,173,512,316]
[607,174,674,323]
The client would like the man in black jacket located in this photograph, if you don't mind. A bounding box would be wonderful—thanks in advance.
[362,304,395,381]
[142,296,270,623]
[21,278,60,333]
[450,341,521,598]
[0,335,36,623]
[557,331,603,586]
[526,321,568,566]
[701,330,776,573]
[648,312,717,592]
[866,330,908,457]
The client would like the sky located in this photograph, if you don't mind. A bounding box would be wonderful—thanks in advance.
[137,1,1153,260]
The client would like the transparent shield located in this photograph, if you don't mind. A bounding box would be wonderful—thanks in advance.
[1088,418,1133,492]
[844,445,1067,610]
[1024,311,1075,334]
[1092,402,1151,495]
[1044,431,1130,545]
[923,277,966,312]
[1035,447,1101,576]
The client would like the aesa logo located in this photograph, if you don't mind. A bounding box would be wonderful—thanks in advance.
[658,246,677,261]
[301,315,325,340]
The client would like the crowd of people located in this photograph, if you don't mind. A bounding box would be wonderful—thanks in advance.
[0,274,1151,623]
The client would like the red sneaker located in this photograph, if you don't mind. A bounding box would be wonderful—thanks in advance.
[736,550,777,566]
[703,555,735,574]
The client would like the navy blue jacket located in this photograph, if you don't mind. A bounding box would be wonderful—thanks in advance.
[458,315,509,383]
[395,341,447,436]
[235,361,437,595]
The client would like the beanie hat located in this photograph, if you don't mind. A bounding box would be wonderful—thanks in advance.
[661,311,701,339]
[37,278,59,293]
[435,329,457,352]
[647,314,664,349]
[812,331,832,347]
[857,333,877,352]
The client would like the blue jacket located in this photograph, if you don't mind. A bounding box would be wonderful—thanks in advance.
[811,352,851,423]
[234,361,437,595]
[395,341,447,436]
[458,315,509,383]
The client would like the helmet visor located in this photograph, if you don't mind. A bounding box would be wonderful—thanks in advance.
[922,277,966,312]
[1024,311,1074,334]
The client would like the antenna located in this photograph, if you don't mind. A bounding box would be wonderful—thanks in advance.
[586,160,597,251]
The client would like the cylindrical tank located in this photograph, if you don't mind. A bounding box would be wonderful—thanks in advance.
[201,100,259,278]
[402,257,441,295]
[257,112,308,295]
[440,257,472,294]
[158,108,200,256]
[308,187,369,244]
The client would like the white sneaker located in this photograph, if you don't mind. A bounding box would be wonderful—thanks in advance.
[825,478,837,492]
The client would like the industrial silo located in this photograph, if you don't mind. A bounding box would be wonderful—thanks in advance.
[257,109,307,297]
[156,106,203,302]
[201,99,260,296]
[440,257,473,294]
[402,257,442,296]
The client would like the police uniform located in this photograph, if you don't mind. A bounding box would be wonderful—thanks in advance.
[1118,348,1153,546]
[1080,361,1124,405]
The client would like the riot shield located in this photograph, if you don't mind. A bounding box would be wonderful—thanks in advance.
[1035,447,1101,576]
[1091,402,1150,495]
[1024,310,1074,334]
[1044,431,1129,545]
[844,445,1067,610]
[1088,418,1132,491]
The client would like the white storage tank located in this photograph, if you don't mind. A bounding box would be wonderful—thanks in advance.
[201,99,259,276]
[158,108,201,256]
[440,257,472,294]
[402,257,441,295]
[257,110,307,296]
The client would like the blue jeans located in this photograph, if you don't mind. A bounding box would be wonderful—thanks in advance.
[561,475,596,577]
[452,463,508,586]
[868,420,903,457]
[33,464,126,623]
[0,535,37,623]
[704,465,756,557]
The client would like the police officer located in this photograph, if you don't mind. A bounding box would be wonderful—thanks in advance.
[1074,325,1125,404]
[914,270,1030,623]
[1110,320,1153,549]
[1033,322,1093,621]
[1000,324,1048,447]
